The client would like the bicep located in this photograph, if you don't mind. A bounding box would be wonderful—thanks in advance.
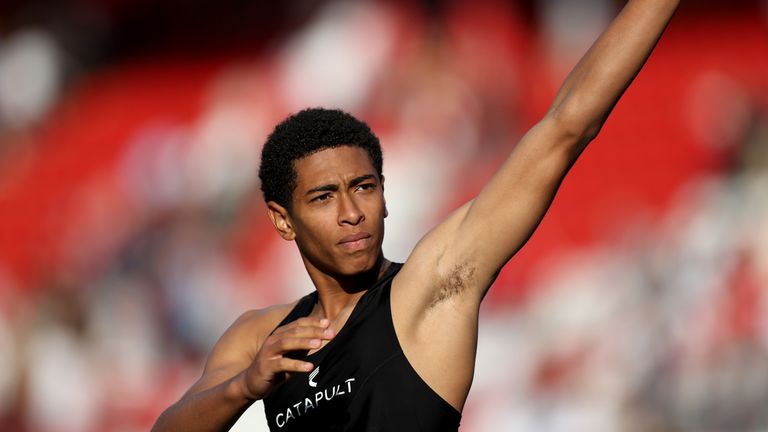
[398,116,582,308]
[452,115,583,278]
[185,311,264,396]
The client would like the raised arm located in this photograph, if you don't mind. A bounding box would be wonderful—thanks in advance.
[400,0,680,302]
[464,0,679,278]
[390,0,679,412]
[548,0,679,143]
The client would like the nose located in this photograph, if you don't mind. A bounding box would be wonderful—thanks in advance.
[338,193,364,226]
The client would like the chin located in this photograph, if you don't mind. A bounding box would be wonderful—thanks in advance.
[337,252,379,276]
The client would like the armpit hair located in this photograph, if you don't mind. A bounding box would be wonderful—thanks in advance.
[428,262,477,308]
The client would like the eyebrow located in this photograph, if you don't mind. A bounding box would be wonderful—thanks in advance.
[349,174,377,188]
[306,183,338,195]
[305,174,377,195]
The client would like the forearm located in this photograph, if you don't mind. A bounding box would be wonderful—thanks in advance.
[549,0,679,140]
[152,372,254,432]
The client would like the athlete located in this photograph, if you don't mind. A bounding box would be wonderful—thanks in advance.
[152,0,680,430]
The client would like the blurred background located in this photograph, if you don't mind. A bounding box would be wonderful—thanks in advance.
[0,0,767,431]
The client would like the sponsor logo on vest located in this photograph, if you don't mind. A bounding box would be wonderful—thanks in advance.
[308,367,319,388]
[275,377,356,428]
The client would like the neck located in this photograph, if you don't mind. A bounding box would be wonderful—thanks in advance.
[303,254,391,321]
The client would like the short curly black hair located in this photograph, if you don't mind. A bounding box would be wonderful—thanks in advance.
[259,108,383,211]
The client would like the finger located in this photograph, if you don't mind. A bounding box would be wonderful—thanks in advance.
[276,358,315,374]
[293,317,331,330]
[250,357,313,388]
[296,316,330,328]
[272,317,330,335]
[264,336,323,355]
[279,325,335,341]
[270,325,334,343]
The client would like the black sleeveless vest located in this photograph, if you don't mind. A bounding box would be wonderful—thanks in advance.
[262,263,461,431]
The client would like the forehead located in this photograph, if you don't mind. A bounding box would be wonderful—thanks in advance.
[294,146,376,189]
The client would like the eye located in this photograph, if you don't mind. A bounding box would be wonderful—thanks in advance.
[311,193,331,203]
[355,183,375,192]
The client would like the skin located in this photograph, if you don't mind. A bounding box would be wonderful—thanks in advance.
[152,1,681,430]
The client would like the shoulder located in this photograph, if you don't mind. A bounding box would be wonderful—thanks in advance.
[186,300,300,395]
[222,301,300,355]
[205,301,300,372]
[247,302,298,336]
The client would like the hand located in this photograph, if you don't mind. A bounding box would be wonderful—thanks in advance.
[240,317,334,400]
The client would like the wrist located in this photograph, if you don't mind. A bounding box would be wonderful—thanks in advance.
[229,370,259,402]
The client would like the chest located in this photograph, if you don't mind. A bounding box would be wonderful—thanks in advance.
[264,298,399,430]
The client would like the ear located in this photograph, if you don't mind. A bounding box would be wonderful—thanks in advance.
[381,175,388,218]
[266,201,296,241]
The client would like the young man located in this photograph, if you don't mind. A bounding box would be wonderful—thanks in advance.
[153,0,680,430]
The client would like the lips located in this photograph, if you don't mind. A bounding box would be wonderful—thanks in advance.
[337,232,371,251]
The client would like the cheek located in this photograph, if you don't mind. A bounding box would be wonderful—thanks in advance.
[365,198,386,221]
[294,209,336,247]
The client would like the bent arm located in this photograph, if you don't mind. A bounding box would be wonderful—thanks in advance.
[151,309,332,431]
[400,0,680,306]
[151,313,261,432]
[152,372,254,432]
